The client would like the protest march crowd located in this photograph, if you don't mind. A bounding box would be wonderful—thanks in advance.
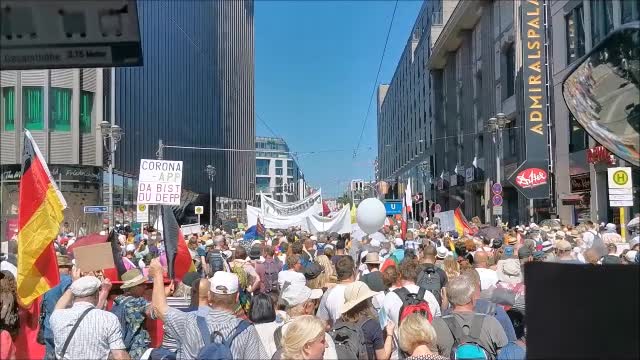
[2,216,639,360]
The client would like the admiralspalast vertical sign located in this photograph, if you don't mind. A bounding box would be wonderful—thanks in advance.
[508,0,551,199]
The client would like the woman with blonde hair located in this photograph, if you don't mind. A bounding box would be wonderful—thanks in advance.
[442,255,460,280]
[315,254,337,286]
[281,315,327,360]
[398,313,447,360]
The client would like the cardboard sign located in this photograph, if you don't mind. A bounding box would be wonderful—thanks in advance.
[73,242,115,273]
[137,159,183,205]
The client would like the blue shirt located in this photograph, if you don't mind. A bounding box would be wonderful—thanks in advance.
[42,274,73,347]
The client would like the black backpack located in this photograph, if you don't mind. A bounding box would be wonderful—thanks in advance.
[329,319,369,360]
[416,265,443,305]
[207,249,226,276]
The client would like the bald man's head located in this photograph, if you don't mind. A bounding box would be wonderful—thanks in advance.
[474,251,489,268]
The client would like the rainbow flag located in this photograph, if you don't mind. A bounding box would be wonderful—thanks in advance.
[454,208,477,236]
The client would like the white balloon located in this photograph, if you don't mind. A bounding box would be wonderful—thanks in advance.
[356,198,387,234]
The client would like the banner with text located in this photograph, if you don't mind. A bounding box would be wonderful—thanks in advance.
[508,0,551,199]
[137,159,183,205]
[260,191,322,217]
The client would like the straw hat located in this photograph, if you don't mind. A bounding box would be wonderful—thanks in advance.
[364,252,381,265]
[341,281,377,314]
[120,269,147,289]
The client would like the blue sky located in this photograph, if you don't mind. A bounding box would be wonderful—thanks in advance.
[255,0,422,198]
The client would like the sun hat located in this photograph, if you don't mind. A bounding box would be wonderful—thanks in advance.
[605,223,616,231]
[556,239,572,251]
[497,259,523,284]
[205,239,214,247]
[125,244,136,252]
[281,282,323,307]
[555,231,566,238]
[120,268,148,289]
[370,239,381,248]
[57,254,73,267]
[629,236,639,249]
[69,276,102,297]
[436,246,448,259]
[341,281,378,314]
[625,250,638,263]
[541,241,554,252]
[209,271,239,294]
[364,252,381,265]
[248,245,262,260]
[517,246,533,259]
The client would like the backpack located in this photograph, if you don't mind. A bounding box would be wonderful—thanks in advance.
[393,287,434,326]
[207,249,226,276]
[111,297,140,351]
[443,314,491,360]
[231,262,252,313]
[196,316,251,360]
[259,258,281,293]
[329,319,369,360]
[416,265,443,305]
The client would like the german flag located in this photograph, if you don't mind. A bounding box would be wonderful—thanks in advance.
[17,130,67,306]
[161,205,195,281]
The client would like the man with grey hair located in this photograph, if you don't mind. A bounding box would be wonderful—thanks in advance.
[432,274,508,358]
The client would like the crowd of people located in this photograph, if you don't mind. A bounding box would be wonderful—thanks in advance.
[1,216,639,360]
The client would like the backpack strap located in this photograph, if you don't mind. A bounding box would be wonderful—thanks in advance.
[442,315,466,344]
[393,287,410,301]
[59,307,94,359]
[196,315,211,346]
[468,314,485,342]
[273,324,284,348]
[417,286,427,300]
[224,320,252,347]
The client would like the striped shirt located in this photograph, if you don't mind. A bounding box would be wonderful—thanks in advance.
[164,306,267,360]
[50,302,125,360]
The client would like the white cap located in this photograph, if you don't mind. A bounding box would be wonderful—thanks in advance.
[436,246,448,259]
[310,235,318,241]
[125,244,136,252]
[625,250,638,262]
[70,276,101,297]
[370,239,381,248]
[205,239,214,247]
[394,238,404,247]
[281,283,323,307]
[605,223,616,231]
[209,271,239,294]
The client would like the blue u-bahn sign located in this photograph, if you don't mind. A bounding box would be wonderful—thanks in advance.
[384,201,402,216]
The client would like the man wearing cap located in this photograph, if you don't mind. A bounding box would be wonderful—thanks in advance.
[112,269,152,359]
[40,254,75,359]
[555,240,581,264]
[50,274,126,359]
[274,282,338,360]
[602,223,622,244]
[148,259,267,360]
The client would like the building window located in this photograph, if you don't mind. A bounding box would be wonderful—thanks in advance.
[506,122,517,156]
[80,91,93,134]
[50,87,72,132]
[565,5,585,64]
[256,177,270,192]
[256,159,270,175]
[2,87,15,131]
[22,87,44,130]
[275,168,283,176]
[275,160,282,167]
[505,44,515,98]
[621,0,640,24]
[591,0,613,45]
[569,114,588,152]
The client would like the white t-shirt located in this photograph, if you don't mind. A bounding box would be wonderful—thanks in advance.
[475,267,499,290]
[316,283,348,325]
[277,270,306,289]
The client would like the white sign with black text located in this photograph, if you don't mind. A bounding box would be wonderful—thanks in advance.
[137,159,183,205]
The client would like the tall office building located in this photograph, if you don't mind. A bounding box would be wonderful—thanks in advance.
[111,0,256,220]
[255,137,305,204]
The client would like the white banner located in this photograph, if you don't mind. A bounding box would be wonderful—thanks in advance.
[247,205,309,229]
[305,206,352,235]
[434,210,456,233]
[261,191,322,217]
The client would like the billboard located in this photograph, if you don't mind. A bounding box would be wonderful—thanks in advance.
[508,0,551,199]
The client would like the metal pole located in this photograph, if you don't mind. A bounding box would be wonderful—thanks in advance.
[495,129,501,226]
[422,179,427,223]
[109,67,116,229]
[529,198,534,224]
[209,184,213,226]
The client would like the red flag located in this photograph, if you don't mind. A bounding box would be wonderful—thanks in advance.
[322,201,331,216]
[161,206,195,280]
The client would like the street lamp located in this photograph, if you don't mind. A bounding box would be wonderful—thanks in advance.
[418,161,431,222]
[205,165,216,227]
[486,113,510,224]
[98,120,124,228]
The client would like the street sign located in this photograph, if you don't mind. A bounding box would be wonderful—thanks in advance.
[137,159,183,205]
[492,183,503,194]
[493,206,503,215]
[84,206,108,214]
[136,204,148,223]
[608,167,632,189]
[607,167,634,207]
[492,194,503,207]
[434,204,442,213]
[0,0,143,70]
[195,206,204,215]
[383,201,402,216]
